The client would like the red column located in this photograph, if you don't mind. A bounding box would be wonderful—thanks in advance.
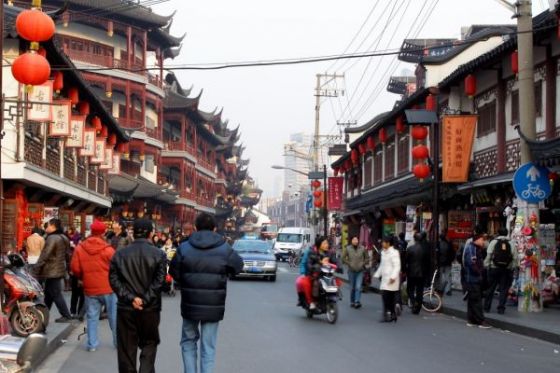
[125,81,131,126]
[496,72,506,173]
[182,116,187,150]
[180,161,185,195]
[126,26,132,69]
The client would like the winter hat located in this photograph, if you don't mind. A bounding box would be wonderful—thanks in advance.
[133,218,154,238]
[91,220,107,236]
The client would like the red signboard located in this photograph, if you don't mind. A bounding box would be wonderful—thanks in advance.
[328,177,344,211]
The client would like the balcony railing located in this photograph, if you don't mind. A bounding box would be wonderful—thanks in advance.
[121,160,141,177]
[198,159,215,173]
[196,195,214,208]
[146,127,161,140]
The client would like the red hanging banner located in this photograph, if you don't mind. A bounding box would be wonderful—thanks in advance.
[328,177,344,211]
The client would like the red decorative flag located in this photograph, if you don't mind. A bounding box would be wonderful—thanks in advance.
[328,177,344,211]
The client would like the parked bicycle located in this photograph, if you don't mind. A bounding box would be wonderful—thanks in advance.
[422,269,443,313]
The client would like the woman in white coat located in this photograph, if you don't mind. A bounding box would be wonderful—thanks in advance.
[374,236,401,322]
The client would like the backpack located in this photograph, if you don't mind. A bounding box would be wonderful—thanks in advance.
[492,239,513,268]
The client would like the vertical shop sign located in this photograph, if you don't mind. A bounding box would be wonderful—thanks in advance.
[66,115,85,148]
[27,81,53,122]
[442,115,477,182]
[328,177,344,210]
[49,100,71,137]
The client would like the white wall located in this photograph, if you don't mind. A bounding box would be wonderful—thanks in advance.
[1,40,22,166]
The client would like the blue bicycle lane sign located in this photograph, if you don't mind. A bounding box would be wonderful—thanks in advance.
[513,163,551,204]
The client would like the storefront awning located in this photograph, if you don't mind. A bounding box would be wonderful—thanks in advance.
[456,172,514,191]
[109,174,179,203]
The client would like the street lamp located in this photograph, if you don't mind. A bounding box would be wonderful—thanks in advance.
[271,165,329,237]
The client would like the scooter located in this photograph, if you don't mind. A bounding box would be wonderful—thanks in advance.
[297,265,339,324]
[2,254,47,337]
[0,333,47,372]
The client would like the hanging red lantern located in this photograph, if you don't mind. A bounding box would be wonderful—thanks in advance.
[312,180,321,189]
[396,116,405,134]
[411,126,428,141]
[91,116,102,131]
[426,94,437,111]
[367,135,375,150]
[345,159,352,170]
[413,163,431,180]
[77,101,90,115]
[108,133,117,146]
[53,71,64,93]
[351,149,359,165]
[67,87,79,105]
[117,143,126,153]
[412,145,430,159]
[11,51,50,86]
[16,9,56,43]
[511,50,519,75]
[464,74,477,97]
[379,128,387,143]
[313,190,322,198]
[358,143,367,155]
[314,199,323,208]
[100,125,109,138]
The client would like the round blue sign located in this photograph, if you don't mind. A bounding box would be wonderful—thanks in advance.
[512,163,551,203]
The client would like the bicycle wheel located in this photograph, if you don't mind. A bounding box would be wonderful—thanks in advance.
[422,290,442,313]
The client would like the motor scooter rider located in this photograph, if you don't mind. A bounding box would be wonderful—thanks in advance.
[302,236,337,310]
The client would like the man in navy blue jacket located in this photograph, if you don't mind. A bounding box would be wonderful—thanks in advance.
[463,233,491,329]
[170,213,243,373]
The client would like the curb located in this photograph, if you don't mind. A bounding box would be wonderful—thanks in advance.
[35,322,78,369]
[336,274,560,345]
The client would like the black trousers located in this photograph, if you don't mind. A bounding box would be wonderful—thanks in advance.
[484,268,513,312]
[407,277,425,313]
[117,308,161,373]
[70,276,85,316]
[466,283,485,325]
[381,290,397,316]
[44,278,71,318]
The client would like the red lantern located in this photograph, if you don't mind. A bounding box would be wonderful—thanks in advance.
[313,190,322,198]
[67,87,79,105]
[426,94,436,111]
[339,165,345,174]
[396,116,405,134]
[77,101,90,116]
[511,50,519,75]
[351,149,359,165]
[465,74,477,97]
[358,143,366,155]
[411,126,428,141]
[11,51,50,86]
[92,116,102,131]
[413,163,431,180]
[345,159,352,170]
[314,199,323,208]
[53,71,64,93]
[108,133,117,146]
[312,180,321,189]
[379,128,387,143]
[117,143,127,153]
[412,145,430,159]
[100,125,109,138]
[16,9,56,42]
[367,136,375,150]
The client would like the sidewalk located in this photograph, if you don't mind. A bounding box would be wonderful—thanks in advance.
[336,269,560,345]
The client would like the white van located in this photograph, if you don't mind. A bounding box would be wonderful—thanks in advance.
[273,227,312,261]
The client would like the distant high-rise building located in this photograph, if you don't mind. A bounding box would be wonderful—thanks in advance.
[284,133,312,193]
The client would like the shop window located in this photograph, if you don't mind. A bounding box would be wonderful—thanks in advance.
[397,135,410,174]
[477,101,496,137]
[384,137,395,180]
[535,80,542,118]
[364,156,373,188]
[374,146,383,184]
[511,90,519,125]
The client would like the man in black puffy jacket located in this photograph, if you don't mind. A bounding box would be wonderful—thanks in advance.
[109,219,167,373]
[170,213,242,373]
[405,232,431,314]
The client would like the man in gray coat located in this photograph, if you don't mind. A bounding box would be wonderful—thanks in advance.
[342,236,370,308]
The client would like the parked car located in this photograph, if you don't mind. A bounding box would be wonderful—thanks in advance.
[232,238,278,282]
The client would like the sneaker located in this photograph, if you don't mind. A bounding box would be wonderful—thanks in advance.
[479,322,492,329]
[309,302,317,310]
[466,322,478,327]
[55,316,73,323]
[355,302,362,309]
[87,348,96,352]
[350,303,356,308]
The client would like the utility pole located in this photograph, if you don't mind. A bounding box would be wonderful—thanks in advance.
[313,73,344,171]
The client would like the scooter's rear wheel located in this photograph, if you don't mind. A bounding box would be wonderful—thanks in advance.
[326,303,338,324]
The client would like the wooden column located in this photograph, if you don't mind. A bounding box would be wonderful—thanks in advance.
[180,161,185,194]
[126,26,132,69]
[181,117,187,150]
[496,71,506,173]
[545,47,556,139]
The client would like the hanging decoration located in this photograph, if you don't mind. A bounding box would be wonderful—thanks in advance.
[351,149,359,165]
[396,116,405,134]
[53,71,64,93]
[412,145,430,160]
[49,100,71,137]
[464,74,477,97]
[77,101,90,116]
[67,87,79,105]
[379,128,387,143]
[11,51,50,86]
[108,133,117,147]
[412,163,431,180]
[92,116,102,132]
[15,8,55,42]
[426,94,437,111]
[411,126,428,141]
[66,115,85,148]
[511,50,519,75]
[367,135,375,150]
[358,143,367,155]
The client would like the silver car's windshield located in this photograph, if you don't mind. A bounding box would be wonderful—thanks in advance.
[233,240,271,253]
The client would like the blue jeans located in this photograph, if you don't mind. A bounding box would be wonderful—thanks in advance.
[181,319,219,373]
[85,293,117,350]
[348,270,364,304]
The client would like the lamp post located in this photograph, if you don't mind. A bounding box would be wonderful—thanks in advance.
[271,165,328,237]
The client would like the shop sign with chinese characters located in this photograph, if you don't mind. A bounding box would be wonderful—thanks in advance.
[49,100,71,137]
[442,115,477,183]
[328,177,344,210]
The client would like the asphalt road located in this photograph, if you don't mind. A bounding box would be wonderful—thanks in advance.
[38,263,559,373]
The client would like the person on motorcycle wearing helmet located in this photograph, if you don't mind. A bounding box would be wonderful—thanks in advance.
[303,236,337,310]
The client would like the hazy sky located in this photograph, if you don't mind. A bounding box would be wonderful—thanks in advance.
[152,0,551,198]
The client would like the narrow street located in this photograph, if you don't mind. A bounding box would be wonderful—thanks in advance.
[38,263,558,373]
